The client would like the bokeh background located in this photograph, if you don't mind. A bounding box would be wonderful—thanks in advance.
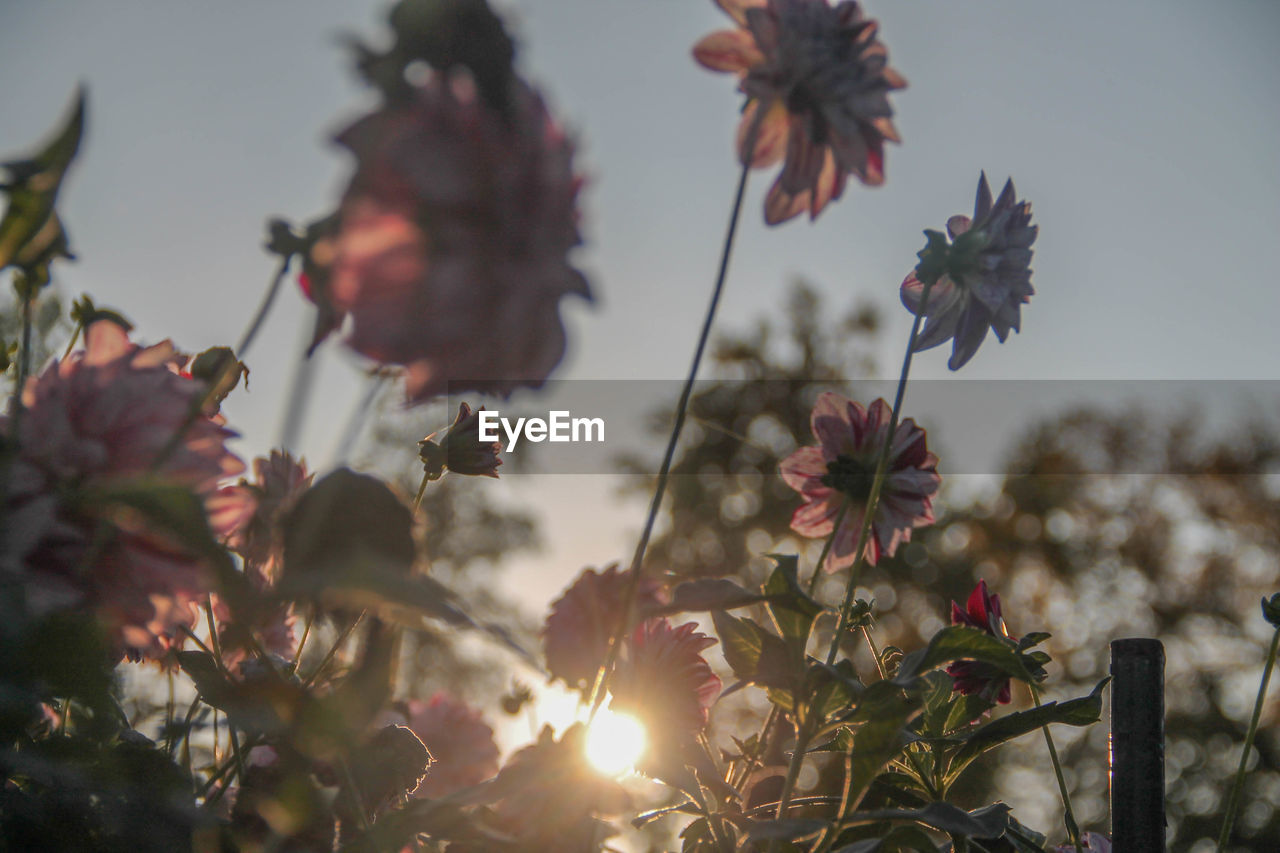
[3,1,1279,849]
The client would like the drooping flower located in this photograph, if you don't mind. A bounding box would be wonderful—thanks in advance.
[780,392,938,571]
[947,579,1017,705]
[324,72,591,402]
[693,0,906,225]
[388,692,501,798]
[901,173,1038,370]
[542,564,669,691]
[0,320,246,660]
[611,618,721,733]
[418,402,502,480]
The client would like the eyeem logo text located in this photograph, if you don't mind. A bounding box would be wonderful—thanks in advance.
[478,410,605,451]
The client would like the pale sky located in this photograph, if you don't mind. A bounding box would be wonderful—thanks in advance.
[3,0,1279,608]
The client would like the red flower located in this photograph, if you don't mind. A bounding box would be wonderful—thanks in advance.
[694,0,906,224]
[779,392,938,571]
[947,579,1017,705]
[1,320,246,660]
[324,73,591,402]
[611,618,722,732]
[542,564,668,691]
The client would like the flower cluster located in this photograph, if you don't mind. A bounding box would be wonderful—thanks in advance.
[0,320,245,660]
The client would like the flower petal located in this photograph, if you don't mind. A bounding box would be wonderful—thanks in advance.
[692,29,763,73]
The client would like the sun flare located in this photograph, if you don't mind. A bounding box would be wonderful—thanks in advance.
[585,709,647,776]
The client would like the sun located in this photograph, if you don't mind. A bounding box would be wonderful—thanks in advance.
[585,708,647,776]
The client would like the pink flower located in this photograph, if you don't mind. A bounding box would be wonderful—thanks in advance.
[392,693,500,798]
[324,73,591,402]
[1053,834,1111,853]
[611,618,721,732]
[417,402,502,480]
[1,320,246,660]
[693,0,906,224]
[947,579,1016,705]
[542,564,669,691]
[779,392,938,571]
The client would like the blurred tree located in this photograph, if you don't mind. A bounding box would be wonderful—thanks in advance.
[626,280,1280,850]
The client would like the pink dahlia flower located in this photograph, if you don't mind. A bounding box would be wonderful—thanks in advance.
[1,320,246,660]
[694,0,906,225]
[780,392,938,571]
[901,173,1037,370]
[326,73,591,402]
[611,618,721,733]
[385,693,500,798]
[947,579,1016,705]
[542,564,668,691]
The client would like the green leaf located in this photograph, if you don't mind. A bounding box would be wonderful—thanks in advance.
[841,681,919,811]
[835,824,941,852]
[0,87,86,273]
[648,578,766,615]
[1262,593,1280,628]
[731,815,829,843]
[809,659,864,724]
[947,678,1109,781]
[711,610,794,692]
[846,802,1010,839]
[896,625,1035,686]
[763,554,824,658]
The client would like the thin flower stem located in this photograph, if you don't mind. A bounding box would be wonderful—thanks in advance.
[329,372,387,468]
[277,320,318,452]
[806,500,850,596]
[1217,624,1280,853]
[586,159,753,718]
[303,610,366,688]
[235,256,291,361]
[862,624,888,681]
[1030,683,1082,852]
[823,278,933,668]
[292,607,314,671]
[16,289,33,400]
[412,470,430,514]
[775,719,814,822]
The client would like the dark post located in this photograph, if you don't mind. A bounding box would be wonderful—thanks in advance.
[1110,638,1165,853]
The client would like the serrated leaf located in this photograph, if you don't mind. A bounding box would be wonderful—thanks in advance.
[764,554,824,658]
[711,610,794,692]
[809,659,864,723]
[947,678,1109,780]
[895,626,1035,687]
[841,682,919,811]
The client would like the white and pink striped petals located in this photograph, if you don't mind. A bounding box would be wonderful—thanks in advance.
[779,445,829,492]
[693,29,764,73]
[790,489,839,538]
[764,178,808,226]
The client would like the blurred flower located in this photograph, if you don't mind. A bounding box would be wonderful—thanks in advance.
[1053,834,1111,853]
[326,72,591,402]
[947,579,1016,705]
[387,692,501,798]
[0,320,245,661]
[471,724,628,851]
[543,564,669,691]
[611,618,721,732]
[418,402,502,480]
[901,173,1037,370]
[693,0,905,225]
[780,392,938,571]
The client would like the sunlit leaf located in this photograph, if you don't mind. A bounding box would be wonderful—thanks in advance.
[647,578,766,615]
[763,554,824,658]
[895,625,1036,686]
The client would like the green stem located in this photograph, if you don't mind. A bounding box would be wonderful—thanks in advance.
[412,470,430,514]
[775,720,813,821]
[1031,683,1081,852]
[823,278,933,667]
[303,610,366,688]
[587,159,752,718]
[234,256,291,360]
[1217,625,1280,852]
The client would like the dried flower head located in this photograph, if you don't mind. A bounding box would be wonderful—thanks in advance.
[0,320,245,660]
[780,392,938,571]
[694,0,906,224]
[542,564,669,691]
[418,402,502,480]
[325,73,591,402]
[947,579,1016,704]
[611,618,722,733]
[901,173,1037,370]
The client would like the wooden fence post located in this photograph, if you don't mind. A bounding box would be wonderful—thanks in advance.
[1110,638,1165,853]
